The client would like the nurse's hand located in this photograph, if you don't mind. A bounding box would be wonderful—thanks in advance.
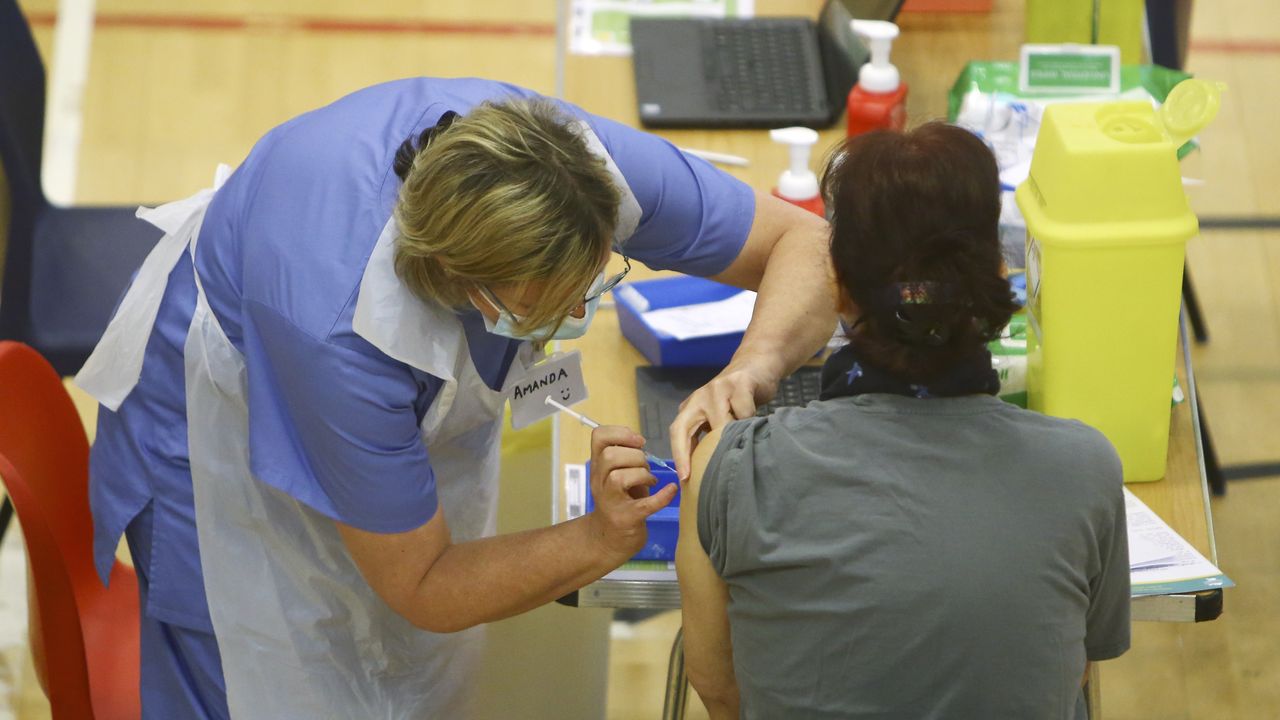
[588,425,679,563]
[669,359,779,481]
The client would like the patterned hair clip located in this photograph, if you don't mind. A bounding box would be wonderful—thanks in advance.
[879,281,957,307]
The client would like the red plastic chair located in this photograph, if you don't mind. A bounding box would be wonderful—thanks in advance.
[0,341,140,719]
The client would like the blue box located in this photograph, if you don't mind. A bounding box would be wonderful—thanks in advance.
[614,275,743,367]
[584,459,681,561]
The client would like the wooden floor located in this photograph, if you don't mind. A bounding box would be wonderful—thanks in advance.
[4,0,1278,717]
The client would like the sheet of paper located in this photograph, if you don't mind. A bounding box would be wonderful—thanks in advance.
[641,290,756,341]
[568,0,754,56]
[1125,489,1233,596]
[1128,531,1177,570]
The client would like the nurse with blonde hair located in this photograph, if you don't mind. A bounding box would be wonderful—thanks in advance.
[78,78,834,718]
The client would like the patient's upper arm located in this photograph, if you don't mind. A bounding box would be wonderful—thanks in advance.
[677,425,739,707]
[681,425,727,566]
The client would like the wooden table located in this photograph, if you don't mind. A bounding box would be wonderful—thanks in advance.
[554,0,1221,625]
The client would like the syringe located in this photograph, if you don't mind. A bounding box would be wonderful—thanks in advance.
[544,396,679,474]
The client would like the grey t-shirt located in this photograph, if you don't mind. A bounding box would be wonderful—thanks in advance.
[699,394,1129,720]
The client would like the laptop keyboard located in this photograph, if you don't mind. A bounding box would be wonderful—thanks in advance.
[702,21,823,114]
[754,366,823,416]
[637,366,824,460]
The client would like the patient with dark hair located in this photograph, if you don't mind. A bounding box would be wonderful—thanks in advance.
[677,122,1130,720]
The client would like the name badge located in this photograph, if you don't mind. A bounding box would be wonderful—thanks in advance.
[509,350,588,429]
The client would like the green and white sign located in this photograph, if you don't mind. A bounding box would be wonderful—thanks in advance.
[1019,44,1121,95]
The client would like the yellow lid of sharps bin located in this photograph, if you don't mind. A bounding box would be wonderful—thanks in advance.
[1017,78,1225,245]
[1159,78,1225,147]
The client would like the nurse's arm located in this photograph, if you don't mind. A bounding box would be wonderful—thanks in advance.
[336,425,676,634]
[676,426,740,720]
[670,190,835,479]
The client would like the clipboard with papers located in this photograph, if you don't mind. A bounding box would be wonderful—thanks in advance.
[1125,488,1233,597]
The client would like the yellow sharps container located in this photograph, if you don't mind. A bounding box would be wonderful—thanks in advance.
[1016,79,1223,482]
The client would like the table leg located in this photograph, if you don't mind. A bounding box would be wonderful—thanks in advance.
[662,626,690,720]
[1085,663,1102,718]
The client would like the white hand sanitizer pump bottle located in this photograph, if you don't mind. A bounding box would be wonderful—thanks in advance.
[768,126,824,216]
[847,19,908,137]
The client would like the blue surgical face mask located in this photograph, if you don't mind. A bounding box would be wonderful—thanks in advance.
[478,271,605,341]
[482,295,601,341]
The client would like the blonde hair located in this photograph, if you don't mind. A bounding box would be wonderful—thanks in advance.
[393,99,621,337]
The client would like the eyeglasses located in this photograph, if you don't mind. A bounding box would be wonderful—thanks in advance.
[585,256,631,304]
[477,256,631,320]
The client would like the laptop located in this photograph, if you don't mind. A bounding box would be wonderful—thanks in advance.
[629,0,904,129]
[637,365,825,460]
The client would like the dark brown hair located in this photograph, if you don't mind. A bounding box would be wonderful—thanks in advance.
[821,122,1017,382]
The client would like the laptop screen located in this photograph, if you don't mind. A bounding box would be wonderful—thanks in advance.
[817,0,905,117]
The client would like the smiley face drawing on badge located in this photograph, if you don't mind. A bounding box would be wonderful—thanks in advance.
[559,387,572,402]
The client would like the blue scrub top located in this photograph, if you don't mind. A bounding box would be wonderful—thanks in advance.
[88,77,756,631]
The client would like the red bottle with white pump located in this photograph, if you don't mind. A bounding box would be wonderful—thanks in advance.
[769,127,824,216]
[847,19,908,138]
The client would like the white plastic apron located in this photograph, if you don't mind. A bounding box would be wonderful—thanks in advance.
[78,171,538,719]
